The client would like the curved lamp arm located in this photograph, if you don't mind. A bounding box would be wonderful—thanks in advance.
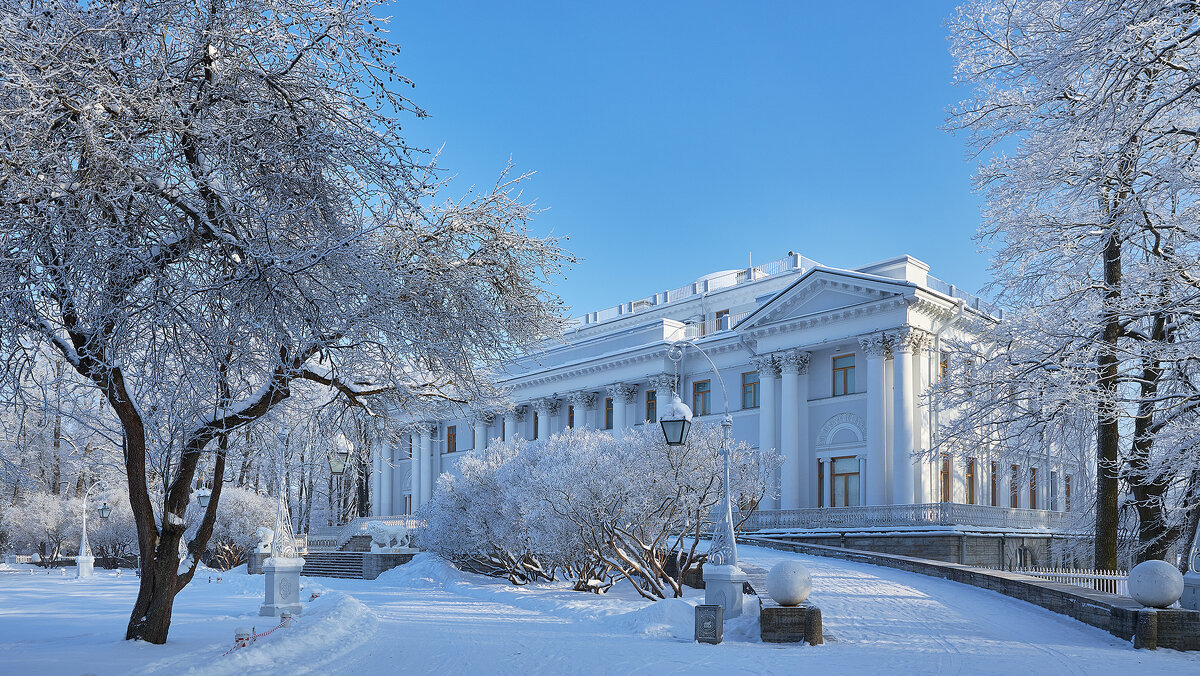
[668,339,732,422]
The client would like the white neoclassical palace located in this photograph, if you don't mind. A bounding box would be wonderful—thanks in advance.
[371,252,1081,532]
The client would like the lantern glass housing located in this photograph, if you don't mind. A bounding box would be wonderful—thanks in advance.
[329,455,348,476]
[658,394,694,446]
[197,490,211,508]
[98,502,112,519]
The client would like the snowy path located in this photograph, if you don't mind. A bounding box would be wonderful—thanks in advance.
[1,546,1197,675]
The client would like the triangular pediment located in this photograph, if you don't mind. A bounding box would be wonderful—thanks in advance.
[736,268,909,329]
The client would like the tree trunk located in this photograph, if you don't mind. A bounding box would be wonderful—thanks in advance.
[126,533,182,643]
[1094,230,1122,570]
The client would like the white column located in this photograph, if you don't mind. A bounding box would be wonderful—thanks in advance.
[653,374,675,421]
[892,327,920,506]
[568,392,594,428]
[860,333,888,505]
[503,412,516,441]
[473,413,490,452]
[535,398,556,440]
[779,350,810,509]
[371,438,382,516]
[752,355,779,508]
[408,432,422,511]
[858,456,867,506]
[424,425,439,504]
[379,438,393,515]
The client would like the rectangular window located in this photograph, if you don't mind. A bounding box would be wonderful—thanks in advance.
[645,390,656,423]
[1065,475,1072,512]
[966,458,977,505]
[447,425,456,453]
[1010,465,1020,508]
[818,460,825,508]
[991,461,999,507]
[501,417,506,441]
[404,494,412,515]
[604,397,613,430]
[940,454,952,503]
[831,456,861,507]
[832,354,856,396]
[742,372,760,409]
[1029,467,1038,510]
[1051,470,1059,511]
[567,405,574,429]
[692,380,711,416]
[715,309,730,330]
[940,350,950,381]
[532,412,539,440]
[407,435,414,459]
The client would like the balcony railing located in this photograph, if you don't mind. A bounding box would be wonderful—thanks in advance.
[305,515,423,552]
[744,503,1072,532]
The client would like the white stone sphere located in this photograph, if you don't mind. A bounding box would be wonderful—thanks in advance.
[1128,560,1184,608]
[766,560,812,606]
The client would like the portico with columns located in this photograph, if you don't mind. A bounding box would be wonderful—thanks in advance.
[370,252,1084,534]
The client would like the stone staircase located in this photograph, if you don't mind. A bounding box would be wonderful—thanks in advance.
[301,552,365,579]
[343,535,373,553]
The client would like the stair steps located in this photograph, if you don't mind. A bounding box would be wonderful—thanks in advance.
[301,552,364,579]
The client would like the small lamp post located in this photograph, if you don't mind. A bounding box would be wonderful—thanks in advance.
[329,434,353,526]
[261,427,305,618]
[660,340,748,620]
[77,481,107,579]
[196,489,211,509]
[98,502,112,519]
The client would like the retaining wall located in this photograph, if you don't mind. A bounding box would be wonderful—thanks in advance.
[744,537,1200,651]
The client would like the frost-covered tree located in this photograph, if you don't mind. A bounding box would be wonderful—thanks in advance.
[191,486,274,571]
[946,0,1200,567]
[0,0,569,642]
[421,424,779,599]
[5,491,81,566]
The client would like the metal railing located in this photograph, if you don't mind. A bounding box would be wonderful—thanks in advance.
[744,503,1071,531]
[569,253,819,329]
[1012,566,1129,597]
[304,515,423,552]
[925,274,1004,319]
[684,311,752,339]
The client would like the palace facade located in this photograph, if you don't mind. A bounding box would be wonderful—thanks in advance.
[371,252,1081,536]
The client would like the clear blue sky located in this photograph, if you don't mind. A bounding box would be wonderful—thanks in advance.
[389,1,984,317]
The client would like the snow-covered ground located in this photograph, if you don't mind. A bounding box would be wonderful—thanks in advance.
[1,546,1196,675]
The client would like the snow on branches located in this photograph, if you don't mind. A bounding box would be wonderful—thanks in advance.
[0,0,571,643]
[419,425,780,600]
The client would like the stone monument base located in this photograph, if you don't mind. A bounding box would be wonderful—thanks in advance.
[75,555,95,579]
[694,604,724,644]
[704,564,749,619]
[760,603,823,645]
[260,557,305,617]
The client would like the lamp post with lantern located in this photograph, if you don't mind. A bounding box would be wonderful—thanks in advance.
[329,433,353,525]
[77,481,110,578]
[657,339,748,619]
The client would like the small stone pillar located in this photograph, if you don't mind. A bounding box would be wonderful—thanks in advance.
[260,556,305,617]
[1183,571,1200,611]
[703,564,749,619]
[695,604,723,644]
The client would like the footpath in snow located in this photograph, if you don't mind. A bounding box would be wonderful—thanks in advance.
[1,545,1197,675]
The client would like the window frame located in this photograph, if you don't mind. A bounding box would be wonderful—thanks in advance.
[832,354,856,397]
[604,397,613,430]
[692,380,711,417]
[715,308,730,329]
[1029,466,1038,510]
[447,425,456,454]
[741,371,760,409]
[1010,464,1020,508]
[939,454,952,503]
[1050,470,1058,511]
[831,455,861,507]
[1065,475,1072,512]
[991,461,999,507]
[567,405,575,429]
[645,390,656,423]
[532,411,539,440]
[966,458,976,505]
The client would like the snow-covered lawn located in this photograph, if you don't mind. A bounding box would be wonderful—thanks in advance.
[1,545,1197,675]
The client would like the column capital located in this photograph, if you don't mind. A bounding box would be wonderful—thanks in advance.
[414,421,437,437]
[857,332,890,358]
[651,373,676,396]
[471,409,496,425]
[606,382,639,404]
[513,405,529,423]
[535,397,561,415]
[890,325,932,353]
[568,390,597,409]
[777,349,811,375]
[750,354,780,377]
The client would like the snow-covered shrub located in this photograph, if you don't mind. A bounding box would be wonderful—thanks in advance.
[420,423,780,599]
[196,487,276,571]
[4,491,80,566]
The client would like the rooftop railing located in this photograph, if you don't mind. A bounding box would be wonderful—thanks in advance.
[568,253,820,329]
[925,274,1004,319]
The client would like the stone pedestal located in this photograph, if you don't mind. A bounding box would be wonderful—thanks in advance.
[75,555,95,579]
[704,564,749,619]
[1183,572,1200,611]
[760,603,823,645]
[260,557,305,617]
